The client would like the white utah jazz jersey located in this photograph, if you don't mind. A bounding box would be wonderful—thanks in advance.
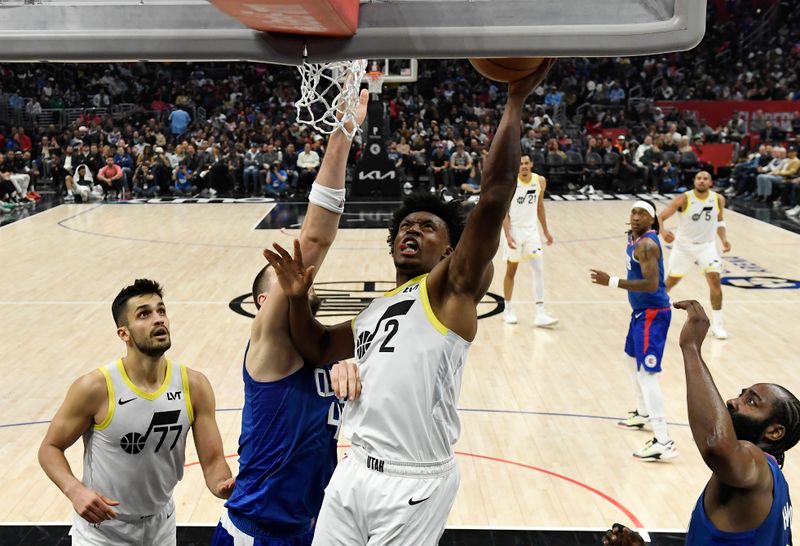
[677,190,720,245]
[346,275,471,463]
[508,174,542,231]
[82,359,192,518]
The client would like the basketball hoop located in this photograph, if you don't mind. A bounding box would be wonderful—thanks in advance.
[366,71,385,95]
[295,59,367,140]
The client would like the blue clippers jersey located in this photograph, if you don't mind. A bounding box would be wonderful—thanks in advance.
[225,342,342,527]
[687,454,793,545]
[626,230,670,311]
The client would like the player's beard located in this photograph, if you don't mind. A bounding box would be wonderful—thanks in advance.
[131,330,171,357]
[730,407,771,445]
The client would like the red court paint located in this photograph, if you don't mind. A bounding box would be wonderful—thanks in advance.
[185,446,643,528]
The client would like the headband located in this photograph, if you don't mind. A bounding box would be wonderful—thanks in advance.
[631,200,656,218]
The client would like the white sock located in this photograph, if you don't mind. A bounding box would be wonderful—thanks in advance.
[530,255,545,304]
[712,309,724,328]
[638,370,670,443]
[626,356,648,417]
[505,301,513,312]
[536,302,545,314]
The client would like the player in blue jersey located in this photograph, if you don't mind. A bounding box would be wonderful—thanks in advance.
[210,90,368,546]
[591,200,676,461]
[675,300,800,545]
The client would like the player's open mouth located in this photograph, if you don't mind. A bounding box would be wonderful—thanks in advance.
[153,327,169,338]
[399,237,419,256]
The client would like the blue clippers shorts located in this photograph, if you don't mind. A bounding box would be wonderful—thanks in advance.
[624,307,671,373]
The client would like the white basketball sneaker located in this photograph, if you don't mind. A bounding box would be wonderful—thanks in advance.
[711,322,729,340]
[617,410,650,431]
[534,311,559,328]
[633,437,678,462]
[503,308,518,324]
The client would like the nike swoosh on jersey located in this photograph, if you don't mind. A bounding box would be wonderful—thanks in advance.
[118,397,137,405]
[634,312,644,319]
[408,496,431,506]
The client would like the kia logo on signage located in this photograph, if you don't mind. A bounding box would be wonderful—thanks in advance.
[358,170,396,181]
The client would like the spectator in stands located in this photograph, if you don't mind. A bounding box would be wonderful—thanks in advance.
[280,142,299,191]
[760,119,785,143]
[169,107,191,139]
[791,112,800,136]
[173,162,196,197]
[85,143,104,177]
[65,164,100,202]
[2,150,33,201]
[132,160,158,198]
[242,143,261,196]
[263,160,289,198]
[544,85,562,107]
[449,141,472,189]
[96,156,124,199]
[729,144,768,196]
[769,147,800,208]
[460,154,483,196]
[113,145,134,197]
[14,127,32,152]
[428,142,451,192]
[749,110,767,133]
[755,147,788,202]
[296,142,320,194]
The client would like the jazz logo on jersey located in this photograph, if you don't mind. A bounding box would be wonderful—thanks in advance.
[517,189,537,205]
[119,410,182,455]
[691,206,713,222]
[355,300,414,359]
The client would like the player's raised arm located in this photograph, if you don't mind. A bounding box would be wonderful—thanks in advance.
[435,60,556,300]
[263,240,355,366]
[250,90,368,345]
[38,372,120,524]
[674,300,769,488]
[657,193,686,243]
[299,89,369,270]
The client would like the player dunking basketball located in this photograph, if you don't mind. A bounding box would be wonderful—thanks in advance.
[263,59,556,545]
[658,171,732,339]
[38,279,234,545]
[211,91,366,546]
[501,154,558,327]
[590,200,677,462]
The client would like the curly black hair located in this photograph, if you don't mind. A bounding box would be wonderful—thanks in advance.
[764,384,800,468]
[386,193,466,252]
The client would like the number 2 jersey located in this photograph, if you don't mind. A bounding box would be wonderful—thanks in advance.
[82,359,192,518]
[225,342,342,528]
[346,274,471,463]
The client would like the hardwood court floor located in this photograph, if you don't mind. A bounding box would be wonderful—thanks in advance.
[0,200,798,534]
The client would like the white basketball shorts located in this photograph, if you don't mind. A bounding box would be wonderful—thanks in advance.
[667,242,721,277]
[70,498,176,546]
[503,226,542,263]
[311,446,460,546]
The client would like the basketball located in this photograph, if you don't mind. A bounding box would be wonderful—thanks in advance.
[469,57,545,83]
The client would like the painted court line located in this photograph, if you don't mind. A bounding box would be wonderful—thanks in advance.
[0,299,795,306]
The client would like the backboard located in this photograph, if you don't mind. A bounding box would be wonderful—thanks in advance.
[0,0,706,63]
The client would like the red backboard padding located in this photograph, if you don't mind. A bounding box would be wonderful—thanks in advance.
[209,0,360,37]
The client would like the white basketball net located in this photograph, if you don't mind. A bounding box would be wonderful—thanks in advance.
[296,59,368,140]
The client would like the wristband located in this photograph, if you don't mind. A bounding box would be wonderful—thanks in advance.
[717,221,726,227]
[308,182,346,214]
[609,276,620,288]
